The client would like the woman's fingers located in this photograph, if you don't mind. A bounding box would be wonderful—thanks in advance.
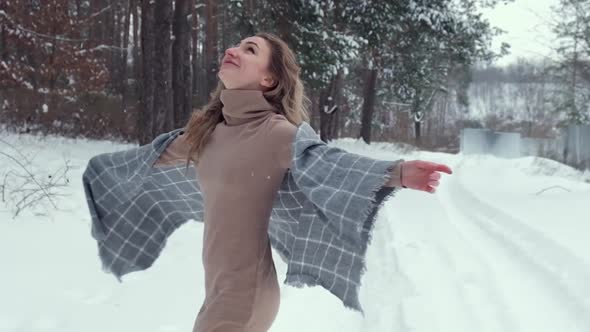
[429,173,441,181]
[428,180,440,187]
[436,164,453,174]
[416,161,453,175]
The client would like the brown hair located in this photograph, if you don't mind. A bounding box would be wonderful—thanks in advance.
[182,32,309,165]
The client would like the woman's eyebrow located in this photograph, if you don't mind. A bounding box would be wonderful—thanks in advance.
[245,41,260,49]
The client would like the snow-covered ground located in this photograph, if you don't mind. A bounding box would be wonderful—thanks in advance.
[1,132,589,332]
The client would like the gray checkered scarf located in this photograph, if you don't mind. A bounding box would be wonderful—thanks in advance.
[83,122,403,313]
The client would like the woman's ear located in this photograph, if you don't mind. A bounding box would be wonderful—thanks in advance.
[260,75,277,88]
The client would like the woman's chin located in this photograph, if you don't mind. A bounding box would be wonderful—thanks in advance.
[218,73,233,87]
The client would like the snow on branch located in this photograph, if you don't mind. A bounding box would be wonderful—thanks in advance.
[74,44,125,55]
[81,3,117,22]
[0,10,88,43]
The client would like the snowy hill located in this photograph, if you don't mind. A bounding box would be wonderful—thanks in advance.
[1,132,589,332]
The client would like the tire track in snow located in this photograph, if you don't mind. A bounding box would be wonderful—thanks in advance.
[381,190,515,332]
[425,203,520,332]
[360,207,417,332]
[442,170,590,331]
[454,172,590,313]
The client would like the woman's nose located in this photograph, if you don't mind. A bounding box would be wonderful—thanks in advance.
[225,47,238,57]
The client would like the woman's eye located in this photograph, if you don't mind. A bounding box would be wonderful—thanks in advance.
[247,47,255,53]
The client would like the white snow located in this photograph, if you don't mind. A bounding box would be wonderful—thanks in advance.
[1,132,589,332]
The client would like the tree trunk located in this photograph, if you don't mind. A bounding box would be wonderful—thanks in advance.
[173,0,193,128]
[571,18,579,120]
[0,24,6,61]
[138,0,155,144]
[75,0,82,16]
[308,89,319,130]
[243,0,256,35]
[204,0,218,99]
[329,70,344,139]
[107,0,118,93]
[47,9,58,93]
[220,0,227,51]
[132,0,140,100]
[191,0,200,96]
[121,0,131,111]
[360,68,378,144]
[326,0,344,140]
[318,70,343,142]
[414,119,422,146]
[412,91,422,146]
[89,0,96,40]
[318,89,329,142]
[153,0,174,134]
[96,0,106,41]
[274,2,291,45]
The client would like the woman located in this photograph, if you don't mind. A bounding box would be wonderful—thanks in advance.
[155,32,452,332]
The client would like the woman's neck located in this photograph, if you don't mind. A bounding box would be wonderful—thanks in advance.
[219,89,277,126]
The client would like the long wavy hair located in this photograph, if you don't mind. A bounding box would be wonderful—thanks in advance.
[182,32,309,164]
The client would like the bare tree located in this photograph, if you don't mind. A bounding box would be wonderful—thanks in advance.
[0,139,71,218]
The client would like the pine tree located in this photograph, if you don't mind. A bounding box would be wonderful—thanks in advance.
[347,0,511,144]
[551,0,590,125]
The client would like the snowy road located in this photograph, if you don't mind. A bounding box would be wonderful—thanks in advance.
[1,134,589,332]
[364,163,590,332]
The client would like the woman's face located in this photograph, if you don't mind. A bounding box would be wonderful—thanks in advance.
[218,36,276,90]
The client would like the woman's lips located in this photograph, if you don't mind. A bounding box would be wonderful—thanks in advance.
[222,60,239,67]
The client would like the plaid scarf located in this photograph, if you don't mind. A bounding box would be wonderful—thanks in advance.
[83,122,403,313]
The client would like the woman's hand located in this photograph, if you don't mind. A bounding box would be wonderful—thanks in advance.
[400,160,453,194]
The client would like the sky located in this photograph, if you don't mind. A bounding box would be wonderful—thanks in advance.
[481,0,561,67]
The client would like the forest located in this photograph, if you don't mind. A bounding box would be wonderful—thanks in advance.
[1,0,588,152]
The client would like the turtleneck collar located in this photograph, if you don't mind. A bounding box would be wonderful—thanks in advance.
[220,89,278,126]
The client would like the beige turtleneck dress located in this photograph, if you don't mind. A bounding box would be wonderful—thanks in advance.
[190,89,297,332]
[153,89,405,332]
